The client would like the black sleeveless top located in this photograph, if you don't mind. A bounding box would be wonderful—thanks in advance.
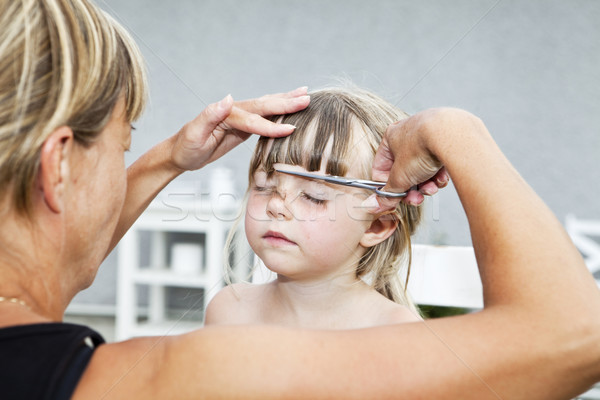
[0,322,105,400]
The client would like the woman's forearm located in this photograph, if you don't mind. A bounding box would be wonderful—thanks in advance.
[426,110,598,311]
[107,135,183,255]
[369,108,600,398]
[425,109,600,387]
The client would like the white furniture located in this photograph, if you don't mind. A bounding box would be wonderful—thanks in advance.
[408,244,482,309]
[566,214,600,286]
[566,215,600,399]
[115,198,246,340]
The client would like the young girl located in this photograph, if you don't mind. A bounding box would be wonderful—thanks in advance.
[205,87,423,328]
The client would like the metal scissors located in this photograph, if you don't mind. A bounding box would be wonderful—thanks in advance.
[275,169,409,198]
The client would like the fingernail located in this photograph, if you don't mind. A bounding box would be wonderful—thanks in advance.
[436,175,448,185]
[282,124,297,131]
[296,95,310,102]
[423,186,438,195]
[218,94,233,110]
[360,194,380,212]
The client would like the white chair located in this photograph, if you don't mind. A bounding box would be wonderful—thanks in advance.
[576,385,600,400]
[407,244,482,309]
[566,214,600,286]
[565,215,600,399]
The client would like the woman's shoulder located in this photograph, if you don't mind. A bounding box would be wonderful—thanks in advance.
[203,282,271,325]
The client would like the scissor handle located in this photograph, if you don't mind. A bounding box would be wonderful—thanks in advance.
[374,187,409,198]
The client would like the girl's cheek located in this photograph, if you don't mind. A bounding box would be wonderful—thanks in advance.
[298,204,332,223]
[245,196,268,222]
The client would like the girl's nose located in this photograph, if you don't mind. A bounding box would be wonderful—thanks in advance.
[265,189,292,220]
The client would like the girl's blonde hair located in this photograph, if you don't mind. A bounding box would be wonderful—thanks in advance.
[231,86,422,312]
[0,0,147,214]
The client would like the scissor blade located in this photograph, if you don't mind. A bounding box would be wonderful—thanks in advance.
[276,169,385,186]
[275,168,409,198]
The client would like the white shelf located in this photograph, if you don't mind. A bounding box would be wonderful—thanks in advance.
[116,199,248,340]
[132,268,210,287]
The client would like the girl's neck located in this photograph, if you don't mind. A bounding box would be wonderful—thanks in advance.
[268,275,374,329]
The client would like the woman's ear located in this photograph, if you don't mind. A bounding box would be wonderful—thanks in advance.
[359,213,398,248]
[38,126,74,213]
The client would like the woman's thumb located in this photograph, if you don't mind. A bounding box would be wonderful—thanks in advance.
[194,94,234,132]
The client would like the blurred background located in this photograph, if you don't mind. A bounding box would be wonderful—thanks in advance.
[67,0,600,341]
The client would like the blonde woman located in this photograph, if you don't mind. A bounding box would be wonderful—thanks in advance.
[0,0,307,397]
[205,87,424,328]
[1,1,600,399]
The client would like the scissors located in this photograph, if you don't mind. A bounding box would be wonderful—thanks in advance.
[275,169,409,198]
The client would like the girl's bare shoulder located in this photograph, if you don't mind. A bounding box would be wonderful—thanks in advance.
[203,282,271,325]
[367,292,423,325]
[383,303,423,324]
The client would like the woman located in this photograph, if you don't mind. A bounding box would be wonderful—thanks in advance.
[1,1,599,399]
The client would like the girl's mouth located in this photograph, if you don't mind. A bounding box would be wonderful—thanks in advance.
[263,230,296,246]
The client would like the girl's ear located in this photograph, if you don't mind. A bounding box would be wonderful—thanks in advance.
[360,213,398,248]
[38,126,74,213]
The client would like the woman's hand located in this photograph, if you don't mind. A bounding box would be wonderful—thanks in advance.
[366,108,467,212]
[170,87,310,171]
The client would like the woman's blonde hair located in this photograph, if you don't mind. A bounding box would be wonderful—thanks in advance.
[229,86,422,312]
[0,0,147,214]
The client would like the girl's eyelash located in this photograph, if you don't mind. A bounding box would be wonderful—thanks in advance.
[253,185,275,193]
[301,192,326,205]
[252,183,326,204]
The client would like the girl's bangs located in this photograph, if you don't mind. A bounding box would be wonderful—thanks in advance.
[250,93,360,181]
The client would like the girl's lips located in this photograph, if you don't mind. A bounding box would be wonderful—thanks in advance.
[263,230,296,245]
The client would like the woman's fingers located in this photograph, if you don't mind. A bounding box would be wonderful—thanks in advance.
[224,106,298,138]
[418,180,439,196]
[172,89,309,172]
[371,136,394,183]
[419,167,450,195]
[366,113,449,213]
[194,94,234,130]
[235,86,310,116]
[221,86,312,138]
[433,167,450,188]
[170,95,235,170]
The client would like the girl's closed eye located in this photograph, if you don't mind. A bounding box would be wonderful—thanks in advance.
[252,184,270,192]
[300,191,327,205]
[252,171,276,193]
[253,183,280,195]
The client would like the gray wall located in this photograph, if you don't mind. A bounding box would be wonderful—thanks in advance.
[73,0,600,306]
